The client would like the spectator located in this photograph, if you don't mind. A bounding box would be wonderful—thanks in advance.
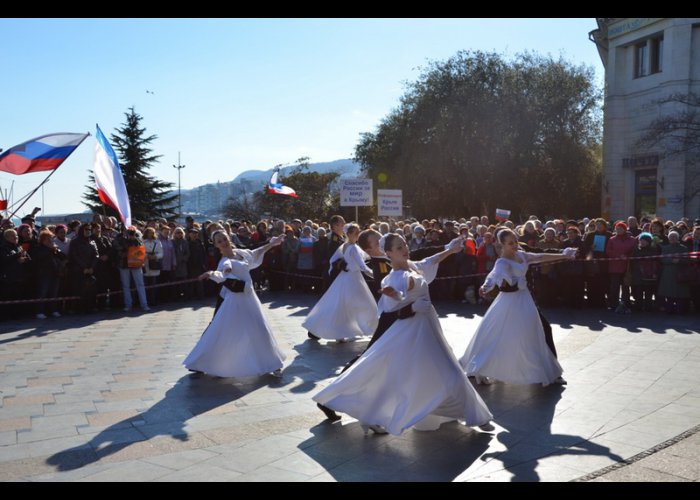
[53,224,71,255]
[1,229,32,313]
[68,223,99,313]
[142,227,164,306]
[90,222,113,309]
[519,221,538,248]
[158,226,176,302]
[561,226,585,308]
[237,226,252,247]
[281,225,300,290]
[630,232,660,312]
[535,227,561,306]
[409,225,427,252]
[187,228,207,299]
[606,221,637,313]
[627,216,641,237]
[658,231,690,314]
[171,227,190,299]
[297,226,316,292]
[30,230,66,319]
[580,218,612,308]
[683,224,700,312]
[114,226,149,312]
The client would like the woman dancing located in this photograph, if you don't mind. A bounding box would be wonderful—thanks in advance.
[459,228,575,386]
[303,223,378,342]
[184,230,286,378]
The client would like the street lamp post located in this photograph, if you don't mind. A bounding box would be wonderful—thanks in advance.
[173,152,185,219]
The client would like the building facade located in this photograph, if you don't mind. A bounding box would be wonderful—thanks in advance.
[590,18,700,221]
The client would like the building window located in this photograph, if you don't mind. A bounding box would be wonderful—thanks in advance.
[633,34,664,78]
[635,42,648,78]
[635,169,657,218]
[650,36,663,74]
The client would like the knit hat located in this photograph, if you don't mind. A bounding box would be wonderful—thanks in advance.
[639,232,653,242]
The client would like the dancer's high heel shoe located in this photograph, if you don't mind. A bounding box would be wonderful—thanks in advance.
[317,403,341,422]
[361,424,388,435]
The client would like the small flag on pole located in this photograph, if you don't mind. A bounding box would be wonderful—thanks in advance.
[267,168,298,197]
[94,125,132,227]
[0,132,89,175]
[495,208,511,221]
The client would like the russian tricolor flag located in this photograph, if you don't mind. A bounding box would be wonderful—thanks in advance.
[267,169,298,197]
[0,132,89,175]
[94,125,132,227]
[495,208,511,221]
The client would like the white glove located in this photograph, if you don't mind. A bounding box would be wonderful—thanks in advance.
[562,247,577,259]
[411,296,432,313]
[269,235,285,246]
[445,236,465,252]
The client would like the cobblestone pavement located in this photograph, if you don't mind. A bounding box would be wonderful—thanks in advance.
[1,292,698,482]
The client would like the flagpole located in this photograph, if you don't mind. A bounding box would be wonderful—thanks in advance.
[6,132,90,221]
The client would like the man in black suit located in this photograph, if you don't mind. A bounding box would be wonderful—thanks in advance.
[308,215,347,341]
[515,238,563,362]
[325,215,346,285]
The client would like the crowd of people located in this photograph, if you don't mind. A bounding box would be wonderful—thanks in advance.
[1,210,699,320]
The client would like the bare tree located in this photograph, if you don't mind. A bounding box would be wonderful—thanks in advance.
[639,92,700,214]
[225,193,259,222]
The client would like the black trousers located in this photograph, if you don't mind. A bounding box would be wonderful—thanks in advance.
[341,310,399,373]
[538,307,557,358]
[502,288,557,359]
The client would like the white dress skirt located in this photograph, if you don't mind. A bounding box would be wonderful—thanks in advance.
[302,243,378,340]
[459,250,563,385]
[313,256,493,435]
[184,249,285,377]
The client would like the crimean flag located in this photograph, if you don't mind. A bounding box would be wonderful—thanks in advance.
[495,208,511,221]
[0,132,89,175]
[267,168,298,197]
[94,125,131,227]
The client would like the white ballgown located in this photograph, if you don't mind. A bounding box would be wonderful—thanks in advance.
[302,243,378,340]
[184,248,285,377]
[313,255,493,435]
[459,250,563,385]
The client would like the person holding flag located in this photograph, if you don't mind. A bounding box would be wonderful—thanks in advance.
[93,125,144,311]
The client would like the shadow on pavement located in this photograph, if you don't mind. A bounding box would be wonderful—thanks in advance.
[475,384,624,481]
[45,373,274,472]
[283,339,366,395]
[298,419,493,481]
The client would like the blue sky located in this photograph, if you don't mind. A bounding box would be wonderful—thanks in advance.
[0,18,603,215]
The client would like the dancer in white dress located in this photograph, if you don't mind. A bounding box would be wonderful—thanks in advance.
[313,234,493,435]
[460,228,575,386]
[303,223,378,341]
[184,230,286,378]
